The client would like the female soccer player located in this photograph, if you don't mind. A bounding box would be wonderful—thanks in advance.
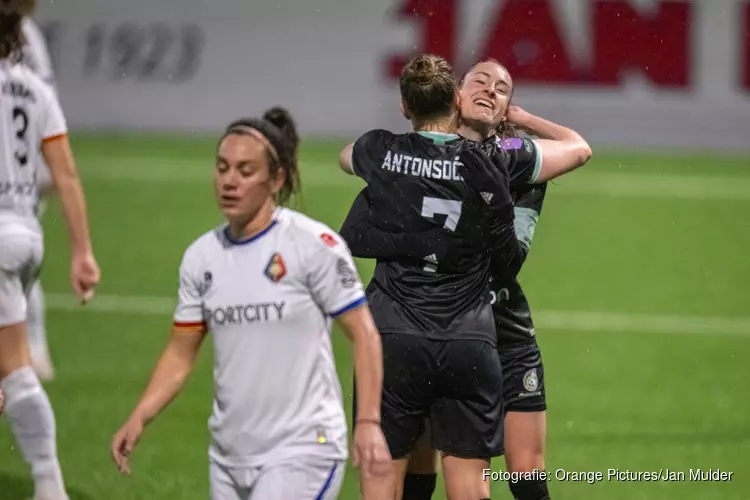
[0,2,100,499]
[111,107,392,500]
[338,54,529,500]
[340,59,592,500]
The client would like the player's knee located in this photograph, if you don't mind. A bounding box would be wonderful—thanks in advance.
[0,365,43,408]
[509,479,550,500]
[402,473,437,500]
[507,452,545,474]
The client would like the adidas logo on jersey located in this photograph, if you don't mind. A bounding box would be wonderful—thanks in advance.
[481,191,494,204]
[424,254,438,264]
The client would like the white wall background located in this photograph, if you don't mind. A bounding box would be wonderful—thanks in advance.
[35,0,750,150]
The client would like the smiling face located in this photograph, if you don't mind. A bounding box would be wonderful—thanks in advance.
[459,60,514,136]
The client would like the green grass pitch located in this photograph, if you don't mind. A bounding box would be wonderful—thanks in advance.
[0,133,749,499]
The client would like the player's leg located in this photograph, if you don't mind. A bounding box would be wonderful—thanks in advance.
[431,339,505,500]
[360,333,436,499]
[250,458,345,499]
[0,231,67,500]
[403,422,439,500]
[27,280,54,381]
[502,343,549,500]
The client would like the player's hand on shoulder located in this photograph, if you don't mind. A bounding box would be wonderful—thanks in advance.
[111,416,144,475]
[505,105,536,135]
[352,420,392,480]
[71,251,100,304]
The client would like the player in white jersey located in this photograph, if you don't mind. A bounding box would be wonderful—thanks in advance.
[111,107,393,500]
[0,2,100,499]
[20,0,57,380]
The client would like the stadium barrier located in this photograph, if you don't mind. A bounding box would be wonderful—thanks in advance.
[37,0,750,150]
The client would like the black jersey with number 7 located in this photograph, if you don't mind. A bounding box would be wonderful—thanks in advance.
[349,129,526,344]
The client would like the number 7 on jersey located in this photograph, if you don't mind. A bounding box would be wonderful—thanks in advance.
[420,196,463,272]
[421,196,462,231]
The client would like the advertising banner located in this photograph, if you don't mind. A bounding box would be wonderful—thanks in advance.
[36,0,750,149]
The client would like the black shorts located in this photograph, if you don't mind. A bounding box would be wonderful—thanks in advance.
[499,341,546,413]
[353,333,504,460]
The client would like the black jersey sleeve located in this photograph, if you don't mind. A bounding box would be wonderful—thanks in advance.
[350,129,393,182]
[339,189,476,271]
[493,137,543,189]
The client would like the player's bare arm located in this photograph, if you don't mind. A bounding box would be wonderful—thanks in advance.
[506,106,592,182]
[111,327,207,474]
[335,304,394,497]
[42,136,100,302]
[339,143,355,174]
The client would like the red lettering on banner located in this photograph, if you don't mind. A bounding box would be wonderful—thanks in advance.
[592,1,691,87]
[385,0,458,78]
[480,0,574,82]
[744,2,750,90]
[385,0,693,88]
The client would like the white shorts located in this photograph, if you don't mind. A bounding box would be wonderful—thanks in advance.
[209,457,344,500]
[0,225,43,327]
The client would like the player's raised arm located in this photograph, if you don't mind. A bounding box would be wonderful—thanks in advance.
[339,129,393,181]
[111,250,208,475]
[339,143,355,174]
[506,106,592,183]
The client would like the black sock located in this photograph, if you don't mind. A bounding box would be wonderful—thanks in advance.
[402,473,437,500]
[509,478,550,500]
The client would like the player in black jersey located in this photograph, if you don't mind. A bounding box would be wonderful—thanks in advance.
[340,59,592,500]
[339,54,526,500]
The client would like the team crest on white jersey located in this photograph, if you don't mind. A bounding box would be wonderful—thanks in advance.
[264,253,287,283]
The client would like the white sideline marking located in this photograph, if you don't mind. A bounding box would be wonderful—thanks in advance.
[44,293,750,337]
[75,159,750,200]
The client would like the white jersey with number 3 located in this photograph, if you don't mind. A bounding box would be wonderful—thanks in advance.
[173,208,366,468]
[0,59,66,225]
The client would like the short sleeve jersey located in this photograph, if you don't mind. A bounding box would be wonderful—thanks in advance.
[0,60,66,221]
[174,208,366,467]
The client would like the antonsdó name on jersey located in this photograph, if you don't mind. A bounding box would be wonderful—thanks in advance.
[380,151,463,181]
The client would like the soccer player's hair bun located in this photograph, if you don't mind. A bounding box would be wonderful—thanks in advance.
[263,106,299,152]
[410,55,439,86]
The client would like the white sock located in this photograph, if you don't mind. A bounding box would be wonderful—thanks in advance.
[1,366,67,499]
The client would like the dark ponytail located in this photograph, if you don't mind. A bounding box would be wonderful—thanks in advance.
[222,106,301,205]
[0,0,27,62]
